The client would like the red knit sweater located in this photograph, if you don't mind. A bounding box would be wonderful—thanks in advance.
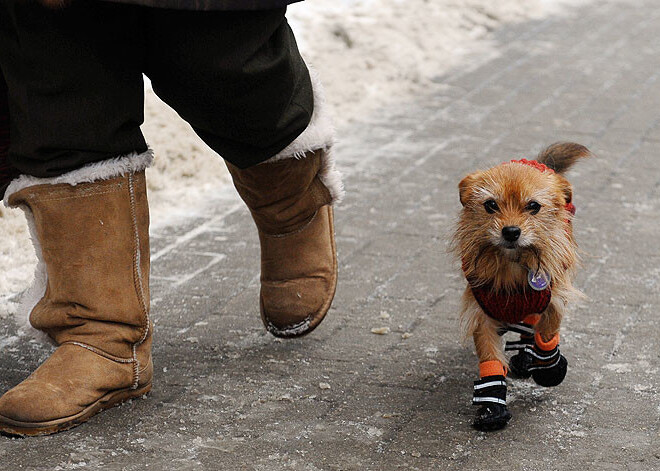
[469,282,551,324]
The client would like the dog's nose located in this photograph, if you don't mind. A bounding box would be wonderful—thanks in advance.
[502,226,521,242]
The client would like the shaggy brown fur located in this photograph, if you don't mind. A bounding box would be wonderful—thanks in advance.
[453,142,590,367]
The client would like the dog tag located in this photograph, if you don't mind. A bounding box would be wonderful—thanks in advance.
[528,269,550,291]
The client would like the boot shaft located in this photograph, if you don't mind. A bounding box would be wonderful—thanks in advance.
[226,150,332,235]
[7,171,151,359]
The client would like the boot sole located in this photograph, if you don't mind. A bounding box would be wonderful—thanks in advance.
[261,207,338,339]
[0,382,152,437]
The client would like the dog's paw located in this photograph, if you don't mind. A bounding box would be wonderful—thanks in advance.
[472,404,512,431]
[532,354,567,387]
[509,350,533,378]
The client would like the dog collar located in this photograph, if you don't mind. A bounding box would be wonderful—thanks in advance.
[505,158,554,173]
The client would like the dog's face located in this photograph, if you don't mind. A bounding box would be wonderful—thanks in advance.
[455,161,577,284]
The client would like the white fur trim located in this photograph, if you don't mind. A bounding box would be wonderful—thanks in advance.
[266,66,344,204]
[317,146,345,204]
[269,67,335,161]
[3,150,153,207]
[15,207,53,344]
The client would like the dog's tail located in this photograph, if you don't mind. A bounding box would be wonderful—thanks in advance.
[537,142,592,174]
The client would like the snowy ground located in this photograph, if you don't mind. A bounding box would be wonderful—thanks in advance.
[0,0,586,318]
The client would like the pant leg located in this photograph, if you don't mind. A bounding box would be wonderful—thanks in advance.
[144,8,313,169]
[0,1,147,177]
[0,67,18,199]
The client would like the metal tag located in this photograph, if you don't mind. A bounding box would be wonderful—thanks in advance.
[528,269,550,291]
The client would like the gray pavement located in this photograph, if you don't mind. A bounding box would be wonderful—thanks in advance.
[2,0,660,469]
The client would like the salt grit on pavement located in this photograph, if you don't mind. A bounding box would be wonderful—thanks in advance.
[4,0,660,468]
[0,0,585,319]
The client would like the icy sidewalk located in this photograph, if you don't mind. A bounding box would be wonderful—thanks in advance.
[2,0,660,469]
[0,0,581,305]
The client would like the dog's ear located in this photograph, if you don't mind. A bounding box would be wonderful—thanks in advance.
[458,172,481,206]
[537,142,593,174]
[555,174,573,205]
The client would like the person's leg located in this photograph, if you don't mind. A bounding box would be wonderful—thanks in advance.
[0,1,153,436]
[0,1,147,177]
[144,9,313,168]
[146,9,342,337]
[0,67,18,198]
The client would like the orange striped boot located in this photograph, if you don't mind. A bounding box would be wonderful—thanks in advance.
[506,314,540,378]
[528,333,567,387]
[472,360,511,431]
[507,313,567,387]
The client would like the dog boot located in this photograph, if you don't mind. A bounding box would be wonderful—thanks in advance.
[0,153,153,436]
[226,148,343,338]
[472,360,512,431]
[529,333,567,387]
[505,315,540,379]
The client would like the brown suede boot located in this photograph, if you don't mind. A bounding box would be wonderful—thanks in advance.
[226,149,340,337]
[0,157,152,436]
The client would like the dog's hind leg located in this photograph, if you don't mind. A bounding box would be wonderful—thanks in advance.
[507,314,540,378]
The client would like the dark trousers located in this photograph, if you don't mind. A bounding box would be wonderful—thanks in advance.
[0,1,313,178]
[0,69,17,198]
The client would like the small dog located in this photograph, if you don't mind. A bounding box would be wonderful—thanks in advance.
[453,142,591,431]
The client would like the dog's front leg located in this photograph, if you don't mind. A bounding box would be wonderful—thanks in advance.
[537,301,562,342]
[524,301,568,387]
[470,309,512,431]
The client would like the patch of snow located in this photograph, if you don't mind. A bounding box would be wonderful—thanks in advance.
[0,0,590,324]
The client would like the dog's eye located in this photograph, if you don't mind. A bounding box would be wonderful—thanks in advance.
[484,200,499,214]
[526,201,541,215]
